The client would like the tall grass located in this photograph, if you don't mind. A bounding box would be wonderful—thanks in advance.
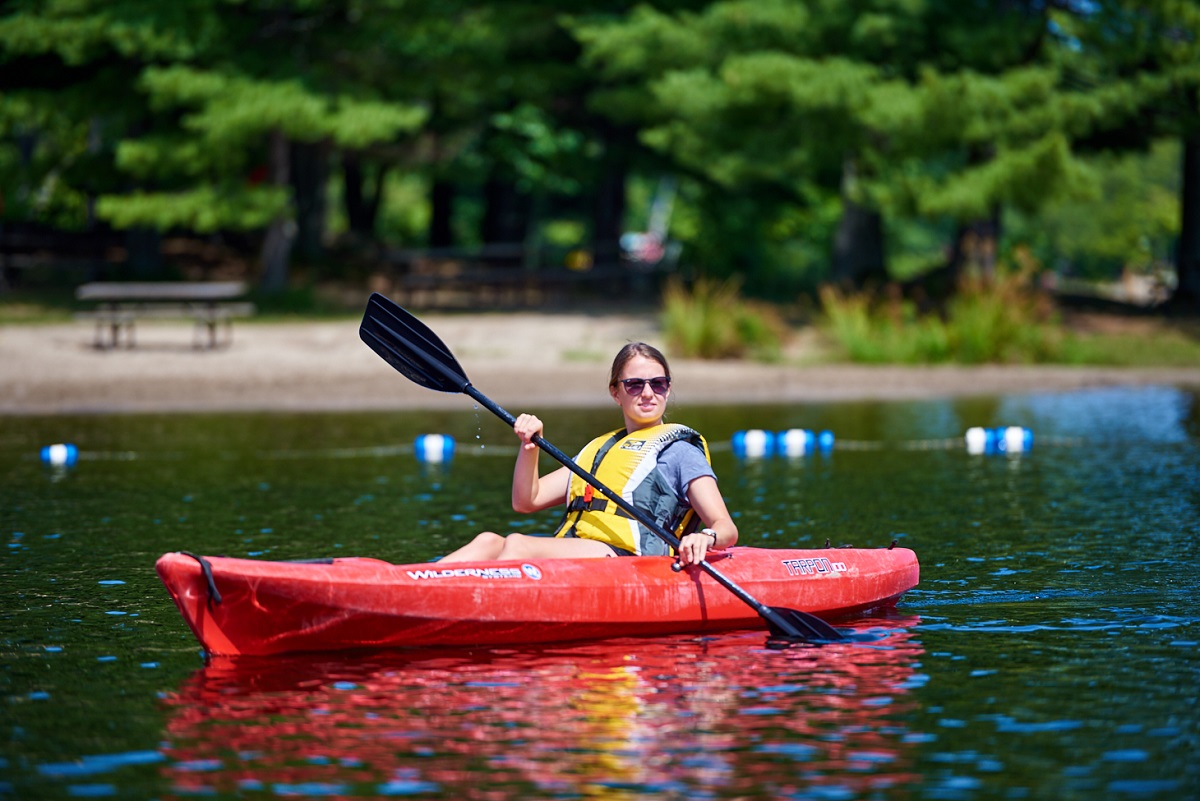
[661,276,786,360]
[819,269,1063,364]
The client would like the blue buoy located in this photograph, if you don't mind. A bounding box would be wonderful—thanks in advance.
[777,428,816,457]
[996,426,1034,454]
[777,429,834,456]
[414,434,455,463]
[965,426,1033,455]
[40,443,79,467]
[731,429,775,459]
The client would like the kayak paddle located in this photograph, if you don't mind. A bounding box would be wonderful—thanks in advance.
[359,292,845,644]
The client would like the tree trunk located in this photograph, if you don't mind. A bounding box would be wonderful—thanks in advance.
[429,177,455,248]
[591,125,629,270]
[343,151,386,239]
[831,201,886,288]
[831,157,887,288]
[1173,131,1200,311]
[291,139,330,264]
[260,129,295,293]
[592,162,627,269]
[481,176,531,250]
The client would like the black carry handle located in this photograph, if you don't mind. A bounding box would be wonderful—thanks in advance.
[360,293,845,643]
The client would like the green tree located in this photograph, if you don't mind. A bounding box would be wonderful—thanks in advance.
[574,0,1142,294]
[1064,0,1200,311]
[1008,141,1179,282]
[399,1,653,264]
[0,0,425,290]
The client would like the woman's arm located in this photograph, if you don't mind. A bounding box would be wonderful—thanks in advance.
[677,475,739,565]
[510,414,571,513]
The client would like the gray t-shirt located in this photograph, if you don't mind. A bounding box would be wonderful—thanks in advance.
[657,440,717,502]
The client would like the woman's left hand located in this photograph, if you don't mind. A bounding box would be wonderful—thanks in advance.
[677,530,717,566]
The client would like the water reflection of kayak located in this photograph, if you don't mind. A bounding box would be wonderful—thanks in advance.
[156,547,919,656]
[160,623,924,799]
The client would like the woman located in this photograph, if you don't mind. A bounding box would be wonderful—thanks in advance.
[439,342,738,566]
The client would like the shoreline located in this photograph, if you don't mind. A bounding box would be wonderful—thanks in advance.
[3,317,1199,415]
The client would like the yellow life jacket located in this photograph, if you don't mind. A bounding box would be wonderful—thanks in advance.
[553,424,711,555]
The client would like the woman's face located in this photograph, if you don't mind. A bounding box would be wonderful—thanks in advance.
[610,354,670,428]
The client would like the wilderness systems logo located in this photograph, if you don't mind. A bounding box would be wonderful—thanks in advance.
[406,566,526,580]
[619,439,647,451]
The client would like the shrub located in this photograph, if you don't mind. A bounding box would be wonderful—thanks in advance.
[818,285,950,363]
[818,268,1062,364]
[661,276,786,360]
[945,272,1061,363]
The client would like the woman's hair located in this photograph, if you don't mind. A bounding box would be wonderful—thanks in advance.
[608,342,671,387]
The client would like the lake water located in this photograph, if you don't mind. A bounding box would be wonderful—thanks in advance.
[2,385,1197,800]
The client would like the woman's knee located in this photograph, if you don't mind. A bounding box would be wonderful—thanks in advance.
[473,531,506,552]
[496,533,534,559]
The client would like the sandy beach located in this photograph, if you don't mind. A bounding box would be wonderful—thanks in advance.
[2,312,1199,415]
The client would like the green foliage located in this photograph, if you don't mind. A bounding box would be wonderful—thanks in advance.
[1007,141,1180,280]
[95,185,288,232]
[572,0,1197,297]
[137,66,425,150]
[661,276,786,361]
[944,271,1062,363]
[487,104,594,195]
[1059,323,1200,367]
[326,169,430,245]
[95,65,426,232]
[0,0,427,242]
[819,266,1062,364]
[0,0,1197,304]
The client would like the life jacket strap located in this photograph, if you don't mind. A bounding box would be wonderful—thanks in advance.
[566,495,634,518]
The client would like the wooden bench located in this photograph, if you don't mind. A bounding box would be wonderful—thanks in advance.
[74,281,256,349]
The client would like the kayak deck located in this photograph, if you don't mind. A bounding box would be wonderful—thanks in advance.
[156,546,919,656]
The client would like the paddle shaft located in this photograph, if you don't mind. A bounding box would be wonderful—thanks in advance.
[463,384,800,627]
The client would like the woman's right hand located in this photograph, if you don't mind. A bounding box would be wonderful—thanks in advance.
[513,414,544,451]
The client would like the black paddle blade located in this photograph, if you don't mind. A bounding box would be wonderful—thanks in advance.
[762,606,846,645]
[359,293,471,394]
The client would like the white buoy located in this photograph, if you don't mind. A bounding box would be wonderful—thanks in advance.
[777,429,815,457]
[732,429,774,459]
[40,443,79,467]
[1001,426,1034,453]
[414,434,455,463]
[965,427,988,455]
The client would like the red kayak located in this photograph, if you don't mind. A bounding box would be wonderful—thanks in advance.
[156,546,919,656]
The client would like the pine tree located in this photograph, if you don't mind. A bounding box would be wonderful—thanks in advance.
[574,0,1149,293]
[1066,0,1200,311]
[0,0,425,290]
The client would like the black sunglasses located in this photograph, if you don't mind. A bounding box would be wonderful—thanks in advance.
[616,376,671,396]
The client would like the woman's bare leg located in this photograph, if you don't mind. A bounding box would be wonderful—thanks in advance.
[439,532,616,562]
[495,534,616,560]
[438,531,506,562]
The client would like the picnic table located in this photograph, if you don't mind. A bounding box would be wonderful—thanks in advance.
[75,281,256,349]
